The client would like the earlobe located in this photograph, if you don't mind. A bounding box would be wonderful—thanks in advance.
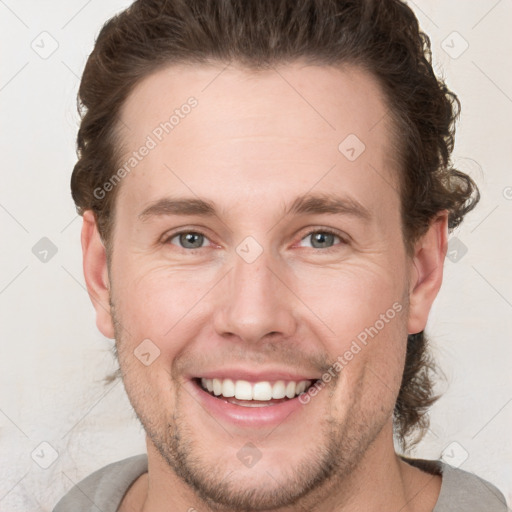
[81,210,115,339]
[407,211,449,335]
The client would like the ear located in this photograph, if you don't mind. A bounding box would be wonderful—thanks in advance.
[81,210,115,339]
[407,211,449,335]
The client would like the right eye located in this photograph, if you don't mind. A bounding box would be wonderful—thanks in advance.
[165,231,212,250]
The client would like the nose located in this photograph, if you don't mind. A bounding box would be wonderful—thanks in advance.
[213,249,298,344]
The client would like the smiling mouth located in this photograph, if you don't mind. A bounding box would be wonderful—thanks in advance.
[193,377,317,407]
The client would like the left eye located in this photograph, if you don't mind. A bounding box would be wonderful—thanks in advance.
[298,231,342,249]
[168,232,210,249]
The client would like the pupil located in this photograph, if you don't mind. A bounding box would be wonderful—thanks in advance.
[313,232,334,248]
[181,233,203,248]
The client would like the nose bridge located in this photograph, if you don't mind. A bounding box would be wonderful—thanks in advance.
[213,244,297,343]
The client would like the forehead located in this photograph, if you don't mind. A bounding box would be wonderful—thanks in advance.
[115,61,400,221]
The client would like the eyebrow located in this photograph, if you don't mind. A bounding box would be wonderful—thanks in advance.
[287,193,371,221]
[138,193,372,222]
[139,197,217,220]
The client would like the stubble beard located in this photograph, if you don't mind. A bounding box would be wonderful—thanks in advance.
[112,315,388,512]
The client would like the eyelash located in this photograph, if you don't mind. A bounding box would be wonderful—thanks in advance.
[162,227,348,253]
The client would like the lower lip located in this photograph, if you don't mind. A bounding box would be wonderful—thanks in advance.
[187,379,312,428]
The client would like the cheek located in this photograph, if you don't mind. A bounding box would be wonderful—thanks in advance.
[111,265,221,425]
[110,259,221,390]
[291,259,407,342]
[292,260,409,398]
[113,256,214,332]
[325,306,408,426]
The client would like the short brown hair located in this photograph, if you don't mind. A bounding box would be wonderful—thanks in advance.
[71,0,479,448]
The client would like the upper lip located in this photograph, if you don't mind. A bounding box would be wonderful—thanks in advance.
[191,367,320,382]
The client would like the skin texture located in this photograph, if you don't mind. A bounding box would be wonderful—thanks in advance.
[82,62,447,511]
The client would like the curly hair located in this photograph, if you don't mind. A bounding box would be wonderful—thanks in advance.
[71,0,480,449]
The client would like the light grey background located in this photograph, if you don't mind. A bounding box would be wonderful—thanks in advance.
[0,1,511,510]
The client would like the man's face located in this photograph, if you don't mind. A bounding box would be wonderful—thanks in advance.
[95,62,419,509]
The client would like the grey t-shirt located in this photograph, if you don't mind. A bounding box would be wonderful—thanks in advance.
[52,454,508,511]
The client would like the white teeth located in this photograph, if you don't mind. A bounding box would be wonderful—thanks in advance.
[199,377,313,401]
[296,381,307,394]
[205,378,214,393]
[234,380,253,400]
[222,378,235,397]
[285,381,296,399]
[212,378,222,396]
[253,381,273,401]
[272,380,286,399]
